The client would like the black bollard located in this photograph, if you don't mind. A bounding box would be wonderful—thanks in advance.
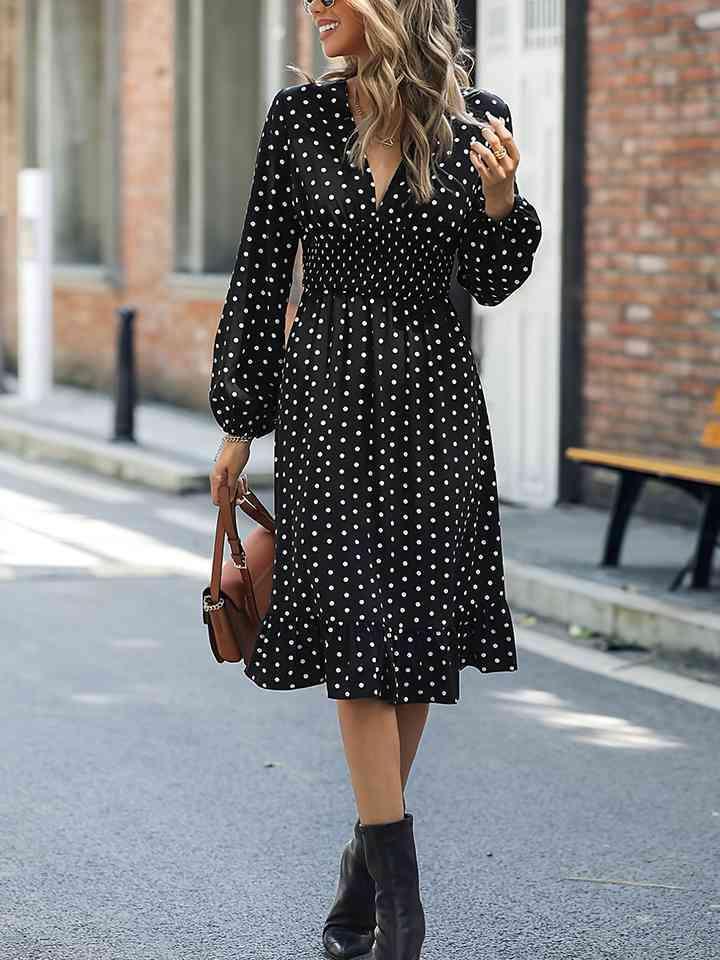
[112,306,137,443]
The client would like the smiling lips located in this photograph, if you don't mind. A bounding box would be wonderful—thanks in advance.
[318,20,340,36]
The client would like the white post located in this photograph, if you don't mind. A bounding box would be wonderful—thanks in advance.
[261,0,287,106]
[17,168,53,403]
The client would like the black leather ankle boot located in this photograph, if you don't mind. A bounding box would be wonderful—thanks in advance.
[359,812,425,960]
[322,817,376,959]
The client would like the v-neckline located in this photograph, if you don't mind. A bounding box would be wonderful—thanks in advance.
[339,77,404,213]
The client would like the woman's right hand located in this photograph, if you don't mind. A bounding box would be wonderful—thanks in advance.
[210,441,251,506]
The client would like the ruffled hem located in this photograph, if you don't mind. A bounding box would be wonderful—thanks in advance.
[243,611,518,705]
[456,612,518,674]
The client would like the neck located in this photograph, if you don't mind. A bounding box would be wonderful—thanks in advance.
[349,71,402,127]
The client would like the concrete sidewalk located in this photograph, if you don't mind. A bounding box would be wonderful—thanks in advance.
[500,500,720,665]
[0,375,274,492]
[0,376,718,663]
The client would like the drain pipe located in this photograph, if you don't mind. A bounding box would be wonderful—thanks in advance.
[558,0,589,503]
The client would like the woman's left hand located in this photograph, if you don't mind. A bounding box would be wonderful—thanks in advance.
[469,111,520,217]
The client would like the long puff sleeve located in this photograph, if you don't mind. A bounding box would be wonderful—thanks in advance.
[209,89,300,439]
[456,95,542,307]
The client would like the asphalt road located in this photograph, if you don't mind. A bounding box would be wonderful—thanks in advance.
[1,451,718,960]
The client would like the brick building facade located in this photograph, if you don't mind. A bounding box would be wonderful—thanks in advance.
[1,0,310,410]
[580,1,720,514]
[0,1,718,517]
[583,0,720,457]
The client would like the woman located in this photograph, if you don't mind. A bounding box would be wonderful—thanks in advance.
[208,1,542,957]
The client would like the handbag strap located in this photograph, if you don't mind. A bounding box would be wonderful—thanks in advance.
[208,484,247,601]
[208,482,275,601]
[209,500,227,603]
[219,483,246,567]
[234,488,275,535]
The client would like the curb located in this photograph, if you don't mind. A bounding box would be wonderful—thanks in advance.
[0,414,277,494]
[506,559,720,662]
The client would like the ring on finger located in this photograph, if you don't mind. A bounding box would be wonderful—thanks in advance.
[478,136,507,160]
[478,143,506,167]
[479,123,508,150]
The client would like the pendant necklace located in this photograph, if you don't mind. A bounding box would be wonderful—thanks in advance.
[352,85,396,148]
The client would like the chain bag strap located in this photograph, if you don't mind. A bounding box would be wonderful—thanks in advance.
[202,476,276,665]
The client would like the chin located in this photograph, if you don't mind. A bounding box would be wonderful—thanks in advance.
[323,41,354,57]
[319,23,364,58]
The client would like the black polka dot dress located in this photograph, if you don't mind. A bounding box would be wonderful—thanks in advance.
[209,79,542,704]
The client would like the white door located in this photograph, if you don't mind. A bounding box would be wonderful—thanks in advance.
[473,0,565,507]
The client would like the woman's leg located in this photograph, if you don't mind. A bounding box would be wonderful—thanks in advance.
[337,699,404,825]
[336,700,431,824]
[396,703,430,790]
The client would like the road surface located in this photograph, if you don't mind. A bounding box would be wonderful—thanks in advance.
[1,451,718,959]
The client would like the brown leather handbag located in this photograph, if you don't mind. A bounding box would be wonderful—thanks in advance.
[202,475,276,664]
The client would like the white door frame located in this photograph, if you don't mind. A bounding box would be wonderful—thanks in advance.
[473,0,565,508]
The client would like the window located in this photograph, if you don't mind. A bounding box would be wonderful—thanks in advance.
[174,0,264,276]
[24,0,119,271]
[524,0,563,49]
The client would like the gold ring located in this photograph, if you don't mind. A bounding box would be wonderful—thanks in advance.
[493,147,507,160]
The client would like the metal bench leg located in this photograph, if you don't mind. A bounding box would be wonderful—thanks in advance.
[690,488,720,589]
[669,559,692,591]
[602,471,646,567]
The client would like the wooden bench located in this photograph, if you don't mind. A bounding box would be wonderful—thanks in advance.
[565,388,720,590]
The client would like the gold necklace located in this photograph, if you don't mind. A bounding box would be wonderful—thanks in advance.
[352,85,396,148]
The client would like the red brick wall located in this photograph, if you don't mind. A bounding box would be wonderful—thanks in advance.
[584,1,720,468]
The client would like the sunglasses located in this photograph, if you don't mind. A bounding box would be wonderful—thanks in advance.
[303,0,337,12]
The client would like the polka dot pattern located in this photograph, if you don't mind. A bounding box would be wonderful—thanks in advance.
[209,80,542,704]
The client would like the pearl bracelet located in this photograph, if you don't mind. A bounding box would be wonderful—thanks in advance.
[213,433,252,461]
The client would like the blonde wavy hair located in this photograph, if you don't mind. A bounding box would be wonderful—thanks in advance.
[289,0,486,205]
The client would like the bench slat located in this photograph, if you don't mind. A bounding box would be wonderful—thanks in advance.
[702,422,720,449]
[565,447,720,485]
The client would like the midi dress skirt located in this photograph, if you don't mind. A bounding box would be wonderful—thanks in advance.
[209,78,542,704]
